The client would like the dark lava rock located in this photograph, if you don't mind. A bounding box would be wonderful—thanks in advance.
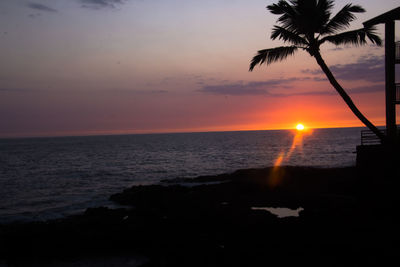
[1,166,399,266]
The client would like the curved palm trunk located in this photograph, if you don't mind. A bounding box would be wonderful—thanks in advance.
[313,51,386,142]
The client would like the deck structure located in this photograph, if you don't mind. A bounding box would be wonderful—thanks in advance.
[363,7,400,145]
[357,8,400,169]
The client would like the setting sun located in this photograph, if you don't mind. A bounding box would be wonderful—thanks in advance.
[296,124,305,131]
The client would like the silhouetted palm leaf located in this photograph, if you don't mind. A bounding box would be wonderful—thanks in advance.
[251,0,382,69]
[271,26,309,46]
[315,0,335,30]
[267,0,293,15]
[268,1,298,33]
[269,0,334,35]
[249,46,298,71]
[320,26,382,46]
[321,4,365,34]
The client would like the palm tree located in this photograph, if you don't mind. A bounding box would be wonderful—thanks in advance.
[249,0,385,142]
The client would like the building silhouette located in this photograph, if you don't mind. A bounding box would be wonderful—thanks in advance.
[357,7,399,168]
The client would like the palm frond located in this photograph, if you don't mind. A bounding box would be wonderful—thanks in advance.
[295,0,333,33]
[365,27,382,46]
[249,46,298,71]
[267,1,299,33]
[319,26,382,47]
[271,26,309,46]
[267,0,291,15]
[316,0,335,29]
[320,4,365,35]
[268,0,335,36]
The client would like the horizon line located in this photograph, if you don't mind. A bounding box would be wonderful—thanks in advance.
[0,125,379,140]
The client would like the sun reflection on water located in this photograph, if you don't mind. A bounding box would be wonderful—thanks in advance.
[269,124,313,187]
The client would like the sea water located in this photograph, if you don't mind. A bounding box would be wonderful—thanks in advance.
[0,127,362,223]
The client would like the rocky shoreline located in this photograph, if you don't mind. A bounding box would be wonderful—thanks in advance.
[1,166,399,266]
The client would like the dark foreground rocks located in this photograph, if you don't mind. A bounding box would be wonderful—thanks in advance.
[1,166,399,266]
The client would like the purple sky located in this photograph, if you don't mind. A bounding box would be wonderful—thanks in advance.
[0,0,399,137]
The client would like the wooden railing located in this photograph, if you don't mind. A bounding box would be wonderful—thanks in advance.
[360,127,400,146]
[361,129,386,146]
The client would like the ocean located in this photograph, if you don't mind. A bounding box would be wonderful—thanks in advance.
[0,127,362,223]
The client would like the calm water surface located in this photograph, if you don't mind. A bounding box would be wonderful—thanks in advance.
[0,128,362,223]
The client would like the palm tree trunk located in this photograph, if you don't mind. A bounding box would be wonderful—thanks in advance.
[313,51,386,142]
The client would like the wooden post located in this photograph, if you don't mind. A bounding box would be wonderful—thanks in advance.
[385,21,396,144]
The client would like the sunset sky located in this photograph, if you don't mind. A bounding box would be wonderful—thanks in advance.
[1,0,399,137]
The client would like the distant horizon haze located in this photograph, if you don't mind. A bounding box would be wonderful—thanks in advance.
[0,125,381,139]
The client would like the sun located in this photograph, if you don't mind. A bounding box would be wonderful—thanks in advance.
[296,123,305,131]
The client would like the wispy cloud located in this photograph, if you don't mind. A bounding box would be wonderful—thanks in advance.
[200,78,303,96]
[107,89,169,94]
[348,84,384,94]
[201,82,336,97]
[330,56,384,82]
[79,0,127,9]
[0,88,35,93]
[27,2,58,13]
[302,55,385,83]
[0,87,168,95]
[200,76,383,97]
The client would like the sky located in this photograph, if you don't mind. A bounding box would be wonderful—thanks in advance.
[0,0,399,137]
